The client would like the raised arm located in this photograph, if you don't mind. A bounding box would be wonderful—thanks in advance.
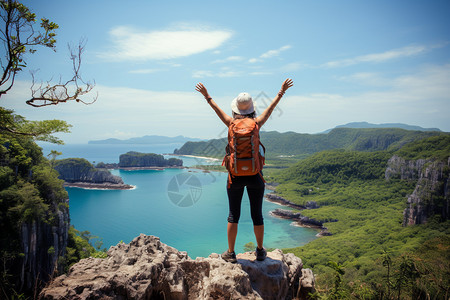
[255,78,293,127]
[195,83,232,126]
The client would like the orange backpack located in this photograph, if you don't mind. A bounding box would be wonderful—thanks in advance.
[222,118,265,184]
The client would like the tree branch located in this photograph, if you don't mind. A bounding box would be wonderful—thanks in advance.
[26,40,97,107]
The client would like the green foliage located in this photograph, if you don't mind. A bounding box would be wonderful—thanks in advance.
[64,226,107,270]
[409,236,450,298]
[174,138,226,158]
[119,151,183,167]
[2,180,48,223]
[394,134,450,160]
[16,119,71,144]
[191,164,226,172]
[95,161,107,168]
[54,157,95,173]
[167,157,183,167]
[326,261,350,299]
[272,143,449,299]
[273,150,391,186]
[0,129,69,298]
[1,108,71,145]
[243,242,255,252]
[173,128,445,163]
[31,162,68,204]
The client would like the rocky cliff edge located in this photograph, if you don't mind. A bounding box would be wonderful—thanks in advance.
[386,155,449,225]
[40,234,315,300]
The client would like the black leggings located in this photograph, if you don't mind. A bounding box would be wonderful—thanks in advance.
[227,173,265,226]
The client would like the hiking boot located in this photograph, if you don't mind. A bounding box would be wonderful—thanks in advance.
[256,247,267,261]
[221,250,237,263]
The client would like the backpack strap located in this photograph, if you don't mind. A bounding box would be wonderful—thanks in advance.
[227,172,233,188]
[259,172,266,184]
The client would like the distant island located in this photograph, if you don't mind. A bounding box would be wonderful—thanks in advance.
[88,135,204,145]
[54,158,134,190]
[117,151,183,170]
[321,122,441,133]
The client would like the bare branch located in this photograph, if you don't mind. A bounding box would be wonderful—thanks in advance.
[26,40,97,107]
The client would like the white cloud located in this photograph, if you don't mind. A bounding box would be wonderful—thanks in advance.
[4,64,448,144]
[101,130,139,139]
[98,25,233,61]
[260,45,292,59]
[323,44,445,68]
[249,71,272,76]
[129,68,162,74]
[2,82,227,143]
[248,58,261,64]
[212,56,244,64]
[192,70,242,78]
[336,72,389,86]
[248,45,292,63]
[272,64,450,134]
[280,62,302,72]
[192,70,214,78]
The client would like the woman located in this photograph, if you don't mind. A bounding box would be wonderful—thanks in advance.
[195,78,294,263]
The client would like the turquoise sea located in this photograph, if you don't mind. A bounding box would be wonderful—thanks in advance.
[40,143,318,258]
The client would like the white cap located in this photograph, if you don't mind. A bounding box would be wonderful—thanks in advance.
[231,92,255,115]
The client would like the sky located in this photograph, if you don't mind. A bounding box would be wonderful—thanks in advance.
[2,0,450,144]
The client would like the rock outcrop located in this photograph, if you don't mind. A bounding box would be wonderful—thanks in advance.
[403,158,449,225]
[270,209,335,237]
[54,158,133,189]
[385,155,428,181]
[270,209,324,228]
[40,234,315,300]
[385,155,449,225]
[265,193,306,210]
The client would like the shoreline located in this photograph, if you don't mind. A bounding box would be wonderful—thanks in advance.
[269,208,332,237]
[265,193,306,210]
[265,192,333,237]
[118,166,186,171]
[166,154,221,161]
[64,182,135,190]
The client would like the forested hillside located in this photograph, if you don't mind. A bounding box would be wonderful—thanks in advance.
[270,134,450,299]
[174,128,444,160]
[0,116,106,297]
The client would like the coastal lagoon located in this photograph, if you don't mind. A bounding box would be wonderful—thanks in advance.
[40,143,318,258]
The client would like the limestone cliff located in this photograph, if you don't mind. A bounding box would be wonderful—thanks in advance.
[54,158,134,189]
[385,155,449,225]
[54,158,124,184]
[20,201,70,292]
[40,234,316,300]
[0,136,70,295]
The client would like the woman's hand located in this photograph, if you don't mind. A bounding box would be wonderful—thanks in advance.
[280,78,294,94]
[195,83,211,99]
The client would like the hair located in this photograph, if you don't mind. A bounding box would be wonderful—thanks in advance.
[233,111,256,119]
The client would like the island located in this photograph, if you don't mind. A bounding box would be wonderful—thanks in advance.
[54,158,134,190]
[117,151,183,170]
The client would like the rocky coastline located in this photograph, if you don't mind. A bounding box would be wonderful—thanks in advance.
[265,193,307,210]
[54,158,135,190]
[265,190,335,237]
[270,209,333,237]
[63,181,134,190]
[97,162,187,171]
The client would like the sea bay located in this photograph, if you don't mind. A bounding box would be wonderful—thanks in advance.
[40,143,319,258]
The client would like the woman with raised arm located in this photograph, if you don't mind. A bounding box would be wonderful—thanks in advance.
[195,78,294,263]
